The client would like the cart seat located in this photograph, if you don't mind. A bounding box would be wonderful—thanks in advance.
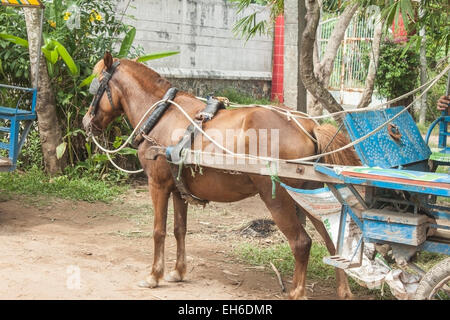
[339,166,450,197]
[0,106,33,115]
[344,106,431,169]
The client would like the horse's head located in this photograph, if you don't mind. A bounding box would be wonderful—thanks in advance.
[82,52,124,136]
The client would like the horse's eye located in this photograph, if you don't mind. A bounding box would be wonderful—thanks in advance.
[89,78,100,95]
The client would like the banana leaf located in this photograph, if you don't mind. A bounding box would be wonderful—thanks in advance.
[137,51,180,63]
[79,73,97,88]
[0,33,29,47]
[118,27,136,58]
[52,40,79,76]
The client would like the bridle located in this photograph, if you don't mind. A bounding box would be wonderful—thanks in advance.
[89,60,121,116]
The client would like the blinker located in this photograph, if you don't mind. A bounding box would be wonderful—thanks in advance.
[89,77,100,95]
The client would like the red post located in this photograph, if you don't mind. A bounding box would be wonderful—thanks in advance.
[392,12,408,43]
[271,14,284,103]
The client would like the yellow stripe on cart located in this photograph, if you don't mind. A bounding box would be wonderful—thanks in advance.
[0,0,43,7]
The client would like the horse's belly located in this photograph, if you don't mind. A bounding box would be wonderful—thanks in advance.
[183,168,257,202]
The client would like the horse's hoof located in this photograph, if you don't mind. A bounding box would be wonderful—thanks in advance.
[337,289,354,300]
[289,294,308,300]
[289,288,308,300]
[138,277,158,288]
[165,270,183,282]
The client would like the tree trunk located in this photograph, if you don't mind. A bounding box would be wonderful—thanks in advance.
[357,15,383,109]
[305,2,359,116]
[308,37,322,116]
[300,0,344,116]
[23,8,66,175]
[418,26,428,124]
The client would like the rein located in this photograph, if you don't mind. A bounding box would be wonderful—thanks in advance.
[89,61,121,116]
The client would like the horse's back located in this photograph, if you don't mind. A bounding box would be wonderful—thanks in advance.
[201,106,317,159]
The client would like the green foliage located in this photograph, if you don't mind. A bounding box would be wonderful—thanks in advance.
[16,128,44,170]
[234,242,335,281]
[416,251,447,271]
[118,26,137,58]
[216,87,271,105]
[380,0,449,55]
[0,6,30,86]
[374,41,420,100]
[422,71,448,123]
[0,166,126,202]
[0,0,180,177]
[229,0,283,41]
[233,241,398,299]
[137,51,180,63]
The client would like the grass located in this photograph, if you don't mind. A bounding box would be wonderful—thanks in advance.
[233,241,397,299]
[216,88,271,106]
[416,122,443,136]
[234,242,333,281]
[415,251,448,271]
[0,166,127,203]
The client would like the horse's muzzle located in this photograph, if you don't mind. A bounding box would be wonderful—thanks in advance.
[82,113,101,137]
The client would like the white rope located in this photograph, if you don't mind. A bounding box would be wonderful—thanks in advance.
[163,63,448,164]
[91,97,169,154]
[219,63,450,121]
[92,63,449,173]
[286,110,317,143]
[90,97,172,174]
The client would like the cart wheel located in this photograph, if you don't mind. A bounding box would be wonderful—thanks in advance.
[414,257,450,300]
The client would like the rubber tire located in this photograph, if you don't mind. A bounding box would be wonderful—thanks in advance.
[414,257,450,300]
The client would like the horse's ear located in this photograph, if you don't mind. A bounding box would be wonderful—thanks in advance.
[104,51,113,70]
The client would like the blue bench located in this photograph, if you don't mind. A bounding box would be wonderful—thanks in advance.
[0,84,37,172]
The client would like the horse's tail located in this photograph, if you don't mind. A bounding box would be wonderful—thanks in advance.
[313,123,361,166]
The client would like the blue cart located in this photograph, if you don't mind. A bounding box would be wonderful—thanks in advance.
[313,104,450,300]
[148,102,450,299]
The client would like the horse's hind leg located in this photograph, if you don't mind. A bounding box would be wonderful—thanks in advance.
[299,207,353,299]
[165,191,188,282]
[250,175,311,299]
[140,183,170,288]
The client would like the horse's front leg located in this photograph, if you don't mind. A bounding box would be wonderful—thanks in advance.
[140,183,171,288]
[165,191,188,282]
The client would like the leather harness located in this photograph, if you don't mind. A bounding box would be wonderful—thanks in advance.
[89,62,224,205]
[135,91,225,206]
[89,61,121,116]
[164,95,225,206]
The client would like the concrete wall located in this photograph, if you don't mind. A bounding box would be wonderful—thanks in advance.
[117,0,273,98]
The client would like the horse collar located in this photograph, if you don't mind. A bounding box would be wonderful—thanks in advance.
[133,87,179,147]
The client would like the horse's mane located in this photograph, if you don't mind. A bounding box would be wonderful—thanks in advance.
[313,124,361,166]
[93,58,200,100]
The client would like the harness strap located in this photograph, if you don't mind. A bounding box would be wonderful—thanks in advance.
[165,96,225,206]
[167,96,225,163]
[168,161,209,207]
[90,61,121,116]
[133,87,178,147]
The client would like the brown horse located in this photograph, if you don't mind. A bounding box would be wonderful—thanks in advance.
[82,52,360,299]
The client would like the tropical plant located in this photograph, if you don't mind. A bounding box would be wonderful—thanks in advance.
[0,0,179,178]
[231,0,449,117]
[374,40,420,104]
[0,6,29,87]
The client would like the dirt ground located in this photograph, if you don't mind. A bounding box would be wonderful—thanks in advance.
[0,185,376,300]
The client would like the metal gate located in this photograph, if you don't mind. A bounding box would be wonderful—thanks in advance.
[317,12,376,105]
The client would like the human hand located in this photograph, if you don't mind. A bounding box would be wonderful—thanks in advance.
[437,95,450,111]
